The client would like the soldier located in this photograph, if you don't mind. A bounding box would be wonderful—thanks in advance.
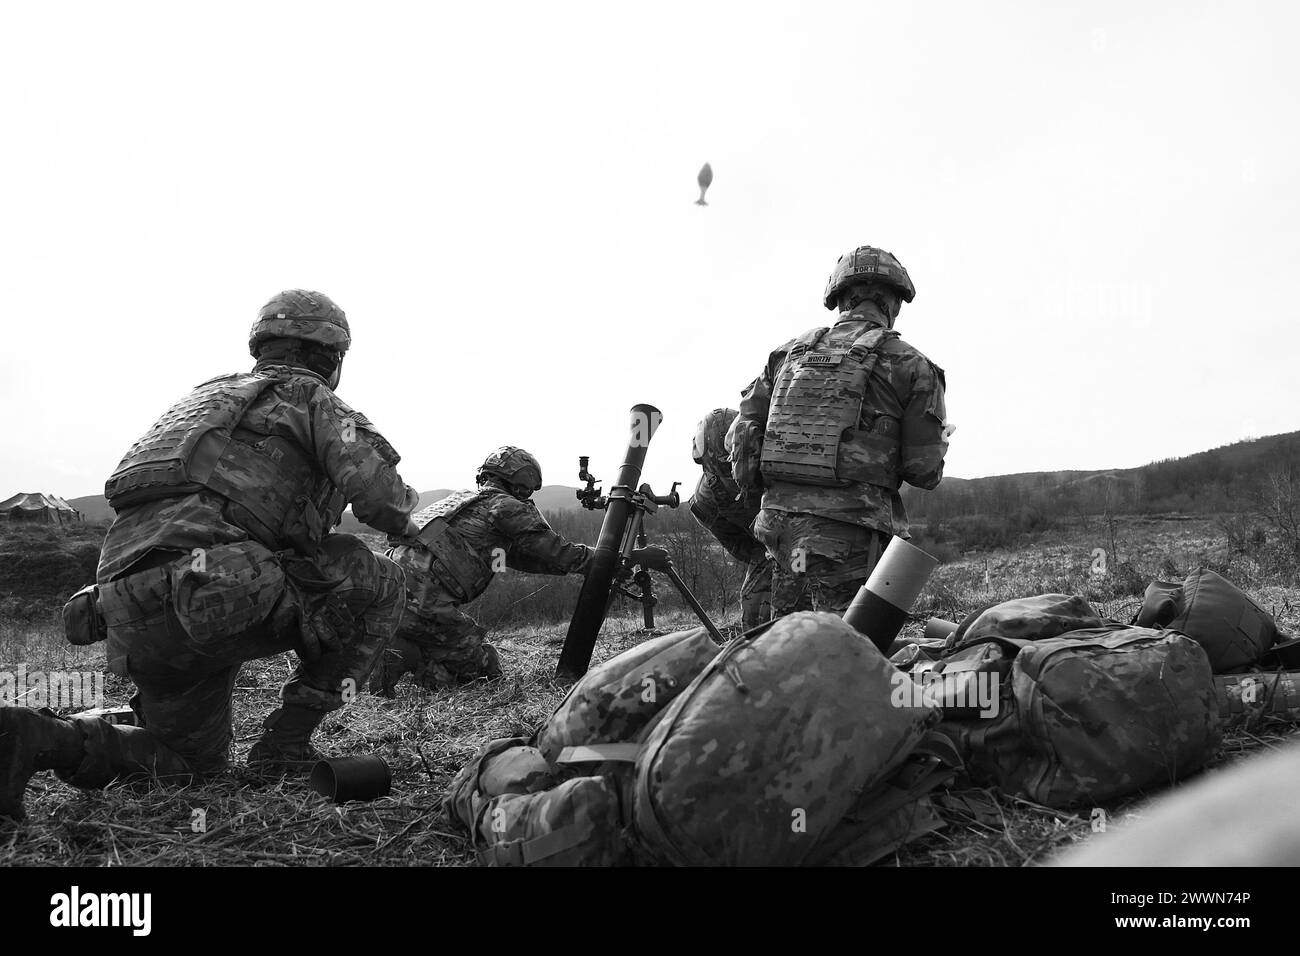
[375,446,669,694]
[1,289,420,821]
[689,408,773,629]
[729,246,950,618]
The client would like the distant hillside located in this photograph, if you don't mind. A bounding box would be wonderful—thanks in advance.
[904,430,1300,522]
[66,494,114,523]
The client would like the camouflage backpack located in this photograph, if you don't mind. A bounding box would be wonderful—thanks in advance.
[630,612,948,866]
[945,593,1106,654]
[443,627,720,867]
[1134,568,1278,672]
[760,326,899,487]
[938,625,1221,808]
[446,616,958,866]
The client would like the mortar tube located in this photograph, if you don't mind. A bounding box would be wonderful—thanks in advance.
[843,536,940,653]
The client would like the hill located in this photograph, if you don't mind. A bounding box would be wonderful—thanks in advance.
[904,429,1300,523]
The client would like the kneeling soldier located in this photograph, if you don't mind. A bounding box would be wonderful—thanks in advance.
[1,290,420,820]
[376,446,666,693]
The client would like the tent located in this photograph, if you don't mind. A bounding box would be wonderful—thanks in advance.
[0,492,81,524]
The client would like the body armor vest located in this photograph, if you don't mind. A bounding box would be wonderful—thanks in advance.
[760,326,901,488]
[104,371,342,551]
[411,488,497,601]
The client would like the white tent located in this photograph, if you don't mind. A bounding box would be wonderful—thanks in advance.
[0,492,81,524]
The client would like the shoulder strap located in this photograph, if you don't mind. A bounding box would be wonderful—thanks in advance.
[846,327,897,363]
[479,821,593,867]
[555,743,641,765]
[787,326,829,358]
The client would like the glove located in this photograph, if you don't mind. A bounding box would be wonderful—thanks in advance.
[631,545,672,573]
[298,593,354,663]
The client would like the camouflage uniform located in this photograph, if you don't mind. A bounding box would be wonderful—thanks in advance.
[732,247,948,618]
[380,476,592,691]
[84,365,416,782]
[688,409,772,629]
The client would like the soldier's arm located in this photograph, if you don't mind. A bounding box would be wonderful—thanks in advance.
[493,498,593,575]
[731,348,783,489]
[308,391,420,536]
[899,358,950,491]
[690,478,764,564]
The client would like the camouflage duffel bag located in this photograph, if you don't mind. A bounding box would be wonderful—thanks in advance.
[941,626,1220,808]
[945,593,1106,655]
[536,626,721,765]
[1135,569,1277,672]
[630,612,943,866]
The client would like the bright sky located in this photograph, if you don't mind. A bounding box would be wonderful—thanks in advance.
[1,1,1296,504]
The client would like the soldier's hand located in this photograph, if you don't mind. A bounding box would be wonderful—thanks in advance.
[631,545,672,573]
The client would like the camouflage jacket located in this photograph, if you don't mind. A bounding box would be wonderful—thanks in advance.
[736,302,948,536]
[689,472,764,565]
[98,363,419,582]
[387,479,592,605]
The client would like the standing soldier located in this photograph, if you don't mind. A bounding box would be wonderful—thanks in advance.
[375,446,670,694]
[689,408,773,629]
[729,246,950,618]
[1,289,420,820]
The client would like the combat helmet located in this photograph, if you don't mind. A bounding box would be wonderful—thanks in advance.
[478,446,543,493]
[249,289,352,357]
[692,408,738,477]
[823,246,915,309]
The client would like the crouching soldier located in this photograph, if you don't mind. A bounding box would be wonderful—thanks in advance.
[1,290,420,821]
[375,446,668,694]
[690,408,773,629]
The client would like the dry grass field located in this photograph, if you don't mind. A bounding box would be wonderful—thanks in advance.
[2,513,1297,866]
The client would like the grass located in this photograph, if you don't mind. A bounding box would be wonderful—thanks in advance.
[2,513,1298,866]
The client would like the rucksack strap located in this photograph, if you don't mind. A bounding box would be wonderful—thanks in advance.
[478,821,592,867]
[555,743,641,765]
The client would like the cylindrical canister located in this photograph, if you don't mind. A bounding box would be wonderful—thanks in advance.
[309,755,393,803]
[843,536,940,652]
[923,618,959,643]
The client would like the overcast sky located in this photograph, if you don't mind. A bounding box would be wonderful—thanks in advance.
[1,1,1296,505]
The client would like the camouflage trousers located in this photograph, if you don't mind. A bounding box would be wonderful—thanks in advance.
[751,510,889,618]
[740,553,774,630]
[83,534,405,782]
[376,586,502,692]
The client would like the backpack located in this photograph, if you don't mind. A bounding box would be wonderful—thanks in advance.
[946,593,1106,654]
[760,326,898,488]
[444,736,634,867]
[939,626,1221,807]
[536,626,721,765]
[631,612,944,866]
[1134,568,1278,672]
[447,614,958,866]
[444,628,724,867]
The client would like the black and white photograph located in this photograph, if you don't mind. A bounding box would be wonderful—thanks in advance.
[0,0,1292,930]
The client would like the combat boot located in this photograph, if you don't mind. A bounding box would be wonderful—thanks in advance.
[370,636,422,698]
[246,705,326,775]
[0,707,85,821]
